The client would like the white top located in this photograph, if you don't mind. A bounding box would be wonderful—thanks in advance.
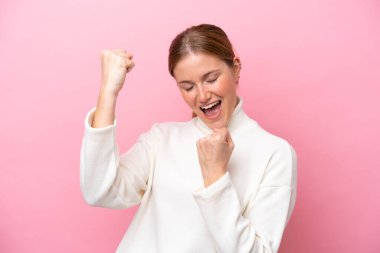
[80,97,297,253]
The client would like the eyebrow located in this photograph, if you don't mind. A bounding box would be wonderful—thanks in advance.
[177,69,221,85]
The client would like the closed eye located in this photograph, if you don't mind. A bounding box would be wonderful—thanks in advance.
[207,77,218,83]
[184,85,194,92]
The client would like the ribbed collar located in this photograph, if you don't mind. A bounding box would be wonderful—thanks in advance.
[194,96,246,135]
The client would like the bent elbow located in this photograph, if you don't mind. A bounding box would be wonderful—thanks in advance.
[81,187,101,206]
[80,179,106,207]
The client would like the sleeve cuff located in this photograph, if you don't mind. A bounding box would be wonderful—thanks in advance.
[192,172,231,200]
[84,106,117,134]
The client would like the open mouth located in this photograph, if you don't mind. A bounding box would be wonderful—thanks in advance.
[200,100,222,117]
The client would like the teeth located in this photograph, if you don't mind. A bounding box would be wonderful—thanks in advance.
[201,101,220,110]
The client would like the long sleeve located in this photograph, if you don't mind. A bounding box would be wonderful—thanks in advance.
[192,142,297,253]
[80,106,158,209]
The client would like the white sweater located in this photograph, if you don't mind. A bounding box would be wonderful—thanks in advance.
[80,97,297,253]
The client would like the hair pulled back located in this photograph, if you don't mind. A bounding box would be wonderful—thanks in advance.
[168,24,237,77]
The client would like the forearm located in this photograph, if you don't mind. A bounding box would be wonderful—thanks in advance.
[193,172,258,252]
[92,88,118,128]
[192,172,292,253]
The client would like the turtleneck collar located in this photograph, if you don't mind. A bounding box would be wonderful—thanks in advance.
[194,96,246,135]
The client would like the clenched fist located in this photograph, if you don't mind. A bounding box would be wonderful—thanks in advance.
[196,128,234,188]
[100,49,135,95]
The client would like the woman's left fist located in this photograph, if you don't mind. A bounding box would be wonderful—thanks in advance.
[196,128,234,187]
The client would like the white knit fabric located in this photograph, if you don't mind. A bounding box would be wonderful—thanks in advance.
[80,97,297,253]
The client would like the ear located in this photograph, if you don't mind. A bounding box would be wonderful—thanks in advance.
[232,56,241,83]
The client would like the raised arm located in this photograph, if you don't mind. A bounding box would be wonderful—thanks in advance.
[80,49,158,209]
[92,49,134,128]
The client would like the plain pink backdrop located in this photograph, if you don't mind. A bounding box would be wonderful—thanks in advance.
[1,0,379,252]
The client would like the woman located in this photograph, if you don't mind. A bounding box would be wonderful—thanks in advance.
[80,24,297,253]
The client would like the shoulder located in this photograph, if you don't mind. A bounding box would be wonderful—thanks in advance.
[244,120,297,188]
[240,113,297,158]
[259,126,295,154]
[143,119,193,138]
[152,119,191,131]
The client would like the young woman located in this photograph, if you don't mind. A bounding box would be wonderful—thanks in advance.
[80,24,297,253]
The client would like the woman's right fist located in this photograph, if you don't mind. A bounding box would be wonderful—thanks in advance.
[100,49,135,95]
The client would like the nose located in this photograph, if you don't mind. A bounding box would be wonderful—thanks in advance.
[198,85,211,103]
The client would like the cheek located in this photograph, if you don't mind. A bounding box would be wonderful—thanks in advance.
[216,79,236,95]
[180,91,196,107]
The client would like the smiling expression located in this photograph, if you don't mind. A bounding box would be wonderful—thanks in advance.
[173,52,241,130]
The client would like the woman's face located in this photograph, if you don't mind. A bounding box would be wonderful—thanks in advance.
[173,52,240,129]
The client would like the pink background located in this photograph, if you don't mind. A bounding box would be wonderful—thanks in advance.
[1,0,379,252]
